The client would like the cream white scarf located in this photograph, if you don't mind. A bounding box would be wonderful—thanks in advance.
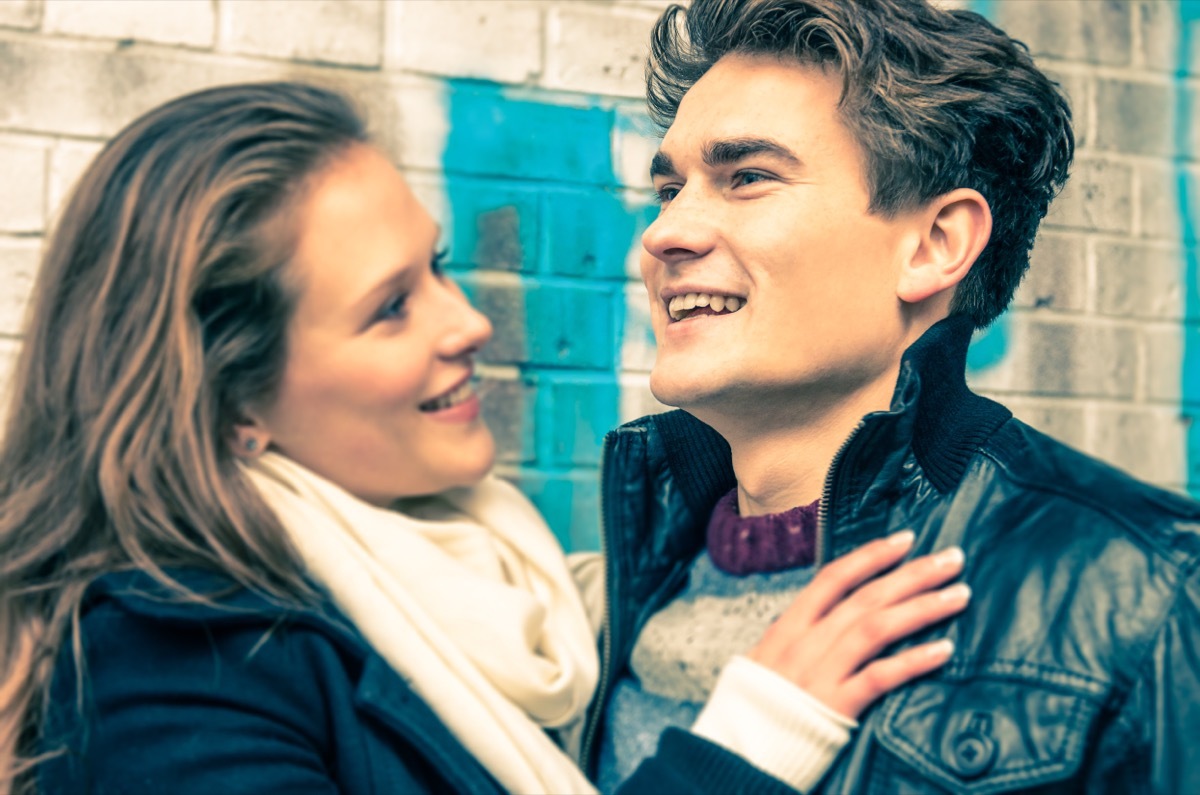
[244,454,600,794]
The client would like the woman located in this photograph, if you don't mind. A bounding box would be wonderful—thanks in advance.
[0,82,967,794]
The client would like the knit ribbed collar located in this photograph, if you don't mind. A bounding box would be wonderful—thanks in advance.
[706,488,819,575]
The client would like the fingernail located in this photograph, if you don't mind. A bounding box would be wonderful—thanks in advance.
[888,530,916,547]
[934,546,964,567]
[940,583,971,602]
[926,639,955,659]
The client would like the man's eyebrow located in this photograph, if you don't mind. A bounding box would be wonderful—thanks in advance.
[703,137,801,168]
[650,151,676,179]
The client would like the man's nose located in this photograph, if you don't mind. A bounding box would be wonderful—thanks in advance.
[640,190,718,265]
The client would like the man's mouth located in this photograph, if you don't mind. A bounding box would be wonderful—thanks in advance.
[418,380,476,412]
[667,292,746,322]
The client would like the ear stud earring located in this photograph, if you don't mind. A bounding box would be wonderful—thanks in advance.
[245,438,259,452]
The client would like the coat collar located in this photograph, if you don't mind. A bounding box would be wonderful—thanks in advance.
[635,314,1011,539]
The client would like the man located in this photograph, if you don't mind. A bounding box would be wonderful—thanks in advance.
[580,0,1200,792]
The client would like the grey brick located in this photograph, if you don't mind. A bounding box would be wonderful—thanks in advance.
[1093,78,1175,158]
[1014,231,1088,312]
[967,315,1139,399]
[621,282,657,372]
[1094,241,1184,320]
[0,237,40,336]
[991,0,1132,67]
[46,138,103,224]
[44,0,215,47]
[219,0,382,67]
[1085,404,1187,486]
[0,335,20,414]
[0,137,47,233]
[1137,0,1182,72]
[1045,158,1134,235]
[0,0,39,29]
[543,5,657,97]
[1042,68,1089,150]
[1137,161,1187,242]
[619,373,671,423]
[384,0,542,84]
[477,375,536,464]
[1000,395,1089,449]
[1140,324,1182,402]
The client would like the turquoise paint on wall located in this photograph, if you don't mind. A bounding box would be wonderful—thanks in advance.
[442,79,648,550]
[1176,3,1200,493]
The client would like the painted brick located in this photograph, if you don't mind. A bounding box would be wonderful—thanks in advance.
[445,177,541,273]
[460,275,619,370]
[441,80,616,185]
[44,0,214,48]
[388,78,451,172]
[1013,231,1088,312]
[991,0,1132,67]
[542,188,652,279]
[0,0,39,29]
[0,237,40,336]
[1137,161,1188,243]
[46,138,102,225]
[0,137,47,234]
[967,315,1139,400]
[1142,324,1182,403]
[1094,242,1184,320]
[544,5,657,98]
[1181,324,1200,407]
[1093,78,1175,158]
[1086,404,1188,486]
[1044,158,1133,235]
[0,38,289,138]
[512,468,600,552]
[1000,395,1089,450]
[385,0,542,84]
[478,374,536,464]
[219,0,381,67]
[613,104,661,190]
[621,282,656,372]
[542,377,619,467]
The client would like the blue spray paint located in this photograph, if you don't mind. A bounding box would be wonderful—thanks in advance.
[441,80,648,550]
[1176,3,1200,493]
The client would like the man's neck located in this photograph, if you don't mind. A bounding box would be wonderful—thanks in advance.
[708,375,900,517]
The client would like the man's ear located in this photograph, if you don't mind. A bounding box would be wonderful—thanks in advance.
[896,188,992,304]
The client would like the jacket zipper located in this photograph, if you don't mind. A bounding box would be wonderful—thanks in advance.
[816,420,866,566]
[579,435,616,774]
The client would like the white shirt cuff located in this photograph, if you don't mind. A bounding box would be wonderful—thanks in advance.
[691,655,857,793]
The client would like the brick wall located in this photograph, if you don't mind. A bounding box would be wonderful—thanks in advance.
[0,0,1194,550]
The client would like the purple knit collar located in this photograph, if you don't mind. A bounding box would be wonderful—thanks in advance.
[706,488,819,576]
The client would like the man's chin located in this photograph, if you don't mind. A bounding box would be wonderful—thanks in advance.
[649,368,731,414]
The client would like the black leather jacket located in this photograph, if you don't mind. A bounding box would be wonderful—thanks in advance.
[582,315,1200,794]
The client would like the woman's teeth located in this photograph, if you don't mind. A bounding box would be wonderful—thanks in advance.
[668,292,745,321]
[420,381,475,412]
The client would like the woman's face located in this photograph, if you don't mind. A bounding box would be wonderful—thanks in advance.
[255,144,495,504]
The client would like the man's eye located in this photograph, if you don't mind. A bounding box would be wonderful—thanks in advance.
[376,293,409,322]
[654,185,681,204]
[734,170,772,187]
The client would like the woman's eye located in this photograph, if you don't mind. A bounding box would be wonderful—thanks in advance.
[431,247,449,276]
[376,293,409,322]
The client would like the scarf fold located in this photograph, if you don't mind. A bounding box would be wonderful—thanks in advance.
[244,454,599,794]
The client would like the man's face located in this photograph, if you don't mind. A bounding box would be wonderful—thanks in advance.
[641,54,924,423]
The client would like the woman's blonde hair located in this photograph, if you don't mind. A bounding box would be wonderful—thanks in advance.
[0,81,369,791]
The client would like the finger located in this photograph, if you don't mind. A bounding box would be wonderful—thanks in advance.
[835,582,971,667]
[781,530,917,627]
[821,545,965,634]
[835,638,956,719]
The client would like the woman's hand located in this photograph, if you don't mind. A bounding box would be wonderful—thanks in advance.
[747,530,968,719]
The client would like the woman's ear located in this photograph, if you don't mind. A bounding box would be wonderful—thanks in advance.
[230,417,270,460]
[896,188,992,305]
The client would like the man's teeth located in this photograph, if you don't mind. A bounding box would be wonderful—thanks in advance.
[668,292,745,321]
[420,381,475,412]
